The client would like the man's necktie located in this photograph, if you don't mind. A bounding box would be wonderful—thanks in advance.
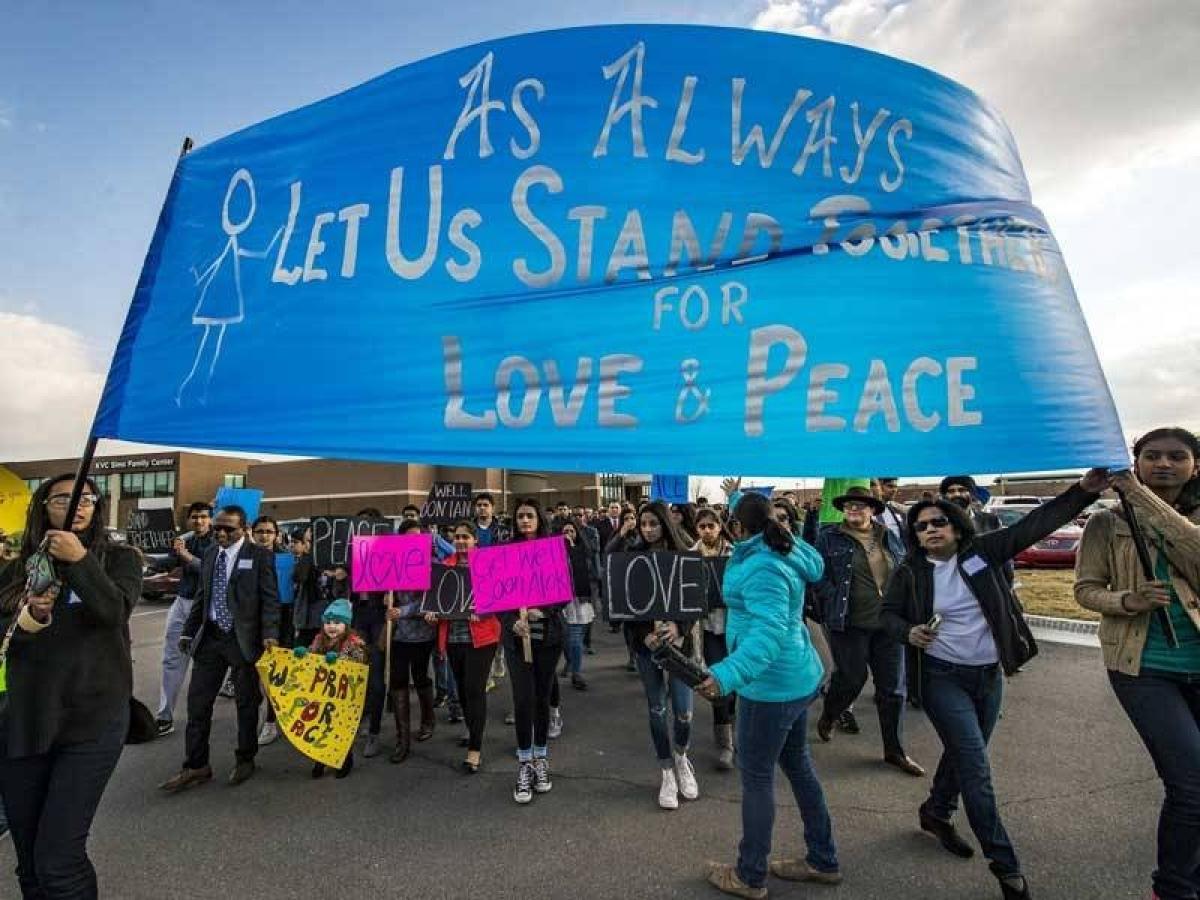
[211,551,234,632]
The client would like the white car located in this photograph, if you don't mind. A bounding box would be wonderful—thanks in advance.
[985,495,1045,510]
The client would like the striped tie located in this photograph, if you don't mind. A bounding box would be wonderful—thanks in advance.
[211,551,234,632]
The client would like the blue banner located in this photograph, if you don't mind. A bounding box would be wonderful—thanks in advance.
[94,25,1127,476]
[651,475,689,504]
[213,486,263,523]
[275,551,295,605]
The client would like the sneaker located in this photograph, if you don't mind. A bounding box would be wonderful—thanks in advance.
[548,707,563,739]
[837,709,860,734]
[584,646,595,656]
[504,711,516,725]
[513,762,534,804]
[674,751,699,800]
[433,691,448,709]
[363,734,381,758]
[448,703,463,724]
[704,862,766,899]
[571,673,588,691]
[486,676,497,692]
[533,757,552,793]
[257,722,279,746]
[658,767,680,810]
[155,718,174,738]
[769,859,843,884]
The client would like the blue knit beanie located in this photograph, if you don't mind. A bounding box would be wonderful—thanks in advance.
[322,597,353,626]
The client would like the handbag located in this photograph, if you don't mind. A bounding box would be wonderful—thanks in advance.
[126,697,158,744]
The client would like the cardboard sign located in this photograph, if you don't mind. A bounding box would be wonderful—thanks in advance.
[470,536,573,614]
[417,564,474,620]
[256,646,368,769]
[420,482,473,525]
[275,552,296,604]
[124,507,177,552]
[699,555,728,610]
[350,533,432,592]
[604,551,710,621]
[310,516,393,569]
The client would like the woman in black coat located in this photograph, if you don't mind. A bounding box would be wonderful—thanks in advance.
[0,474,142,899]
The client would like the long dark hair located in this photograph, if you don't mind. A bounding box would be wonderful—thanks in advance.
[735,492,794,555]
[510,497,550,541]
[637,500,693,552]
[694,506,734,544]
[772,498,800,535]
[903,499,975,555]
[20,474,111,562]
[670,502,699,542]
[1133,427,1200,515]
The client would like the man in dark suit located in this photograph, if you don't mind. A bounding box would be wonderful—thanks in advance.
[160,505,279,791]
[594,500,623,549]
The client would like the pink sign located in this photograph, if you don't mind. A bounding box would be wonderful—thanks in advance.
[350,534,432,592]
[469,536,573,614]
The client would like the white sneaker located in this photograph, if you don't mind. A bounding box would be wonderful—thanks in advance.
[257,722,279,746]
[548,707,563,739]
[658,767,680,810]
[674,751,699,800]
[513,762,534,804]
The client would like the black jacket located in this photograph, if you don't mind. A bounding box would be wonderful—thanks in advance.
[881,484,1096,680]
[183,540,280,662]
[0,543,141,758]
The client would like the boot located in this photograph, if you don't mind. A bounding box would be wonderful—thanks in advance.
[389,689,411,763]
[416,685,436,741]
[715,723,735,771]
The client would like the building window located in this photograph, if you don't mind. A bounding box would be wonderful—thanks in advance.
[93,475,112,497]
[121,471,176,499]
[121,473,143,497]
[222,474,245,489]
[599,474,625,504]
[24,478,46,494]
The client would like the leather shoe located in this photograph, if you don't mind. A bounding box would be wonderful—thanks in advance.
[159,766,212,793]
[228,760,256,786]
[816,714,834,743]
[885,753,926,777]
[919,805,974,858]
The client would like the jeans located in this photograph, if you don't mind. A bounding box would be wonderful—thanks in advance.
[184,629,262,769]
[157,594,195,722]
[735,694,838,888]
[823,626,906,757]
[921,656,1019,877]
[447,642,498,752]
[633,644,694,765]
[1110,670,1200,900]
[505,641,560,754]
[0,709,128,899]
[702,630,737,727]
[565,624,587,675]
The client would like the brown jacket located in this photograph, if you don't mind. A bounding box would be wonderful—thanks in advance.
[1074,481,1200,675]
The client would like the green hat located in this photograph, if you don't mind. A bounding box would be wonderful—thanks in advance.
[322,597,352,626]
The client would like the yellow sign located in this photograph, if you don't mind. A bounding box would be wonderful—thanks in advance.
[0,466,32,535]
[255,647,368,768]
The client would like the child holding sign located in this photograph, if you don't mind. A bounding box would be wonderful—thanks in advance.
[299,599,365,779]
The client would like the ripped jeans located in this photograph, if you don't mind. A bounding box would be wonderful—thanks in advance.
[634,644,694,766]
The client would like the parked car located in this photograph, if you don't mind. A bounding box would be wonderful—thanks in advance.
[142,551,180,602]
[1075,498,1120,525]
[1015,523,1083,569]
[992,505,1039,528]
[985,495,1045,510]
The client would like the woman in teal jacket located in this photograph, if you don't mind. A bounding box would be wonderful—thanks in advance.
[700,486,841,899]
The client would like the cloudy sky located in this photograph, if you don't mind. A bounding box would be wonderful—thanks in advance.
[2,0,1197,480]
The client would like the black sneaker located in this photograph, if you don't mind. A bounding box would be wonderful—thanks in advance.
[447,704,463,724]
[919,805,975,858]
[837,709,860,734]
[155,718,175,737]
[433,692,448,709]
[513,762,534,804]
[532,757,552,793]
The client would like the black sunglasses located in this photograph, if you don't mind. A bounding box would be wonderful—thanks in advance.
[914,517,950,533]
[213,524,242,534]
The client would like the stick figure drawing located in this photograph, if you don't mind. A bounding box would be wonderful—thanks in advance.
[175,168,281,406]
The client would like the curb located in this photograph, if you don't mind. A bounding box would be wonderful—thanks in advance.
[1026,614,1100,648]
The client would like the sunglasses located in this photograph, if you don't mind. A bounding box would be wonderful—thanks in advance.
[45,493,99,509]
[213,524,242,534]
[914,517,950,533]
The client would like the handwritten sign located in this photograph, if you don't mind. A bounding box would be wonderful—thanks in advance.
[470,537,573,614]
[311,516,393,569]
[604,551,709,621]
[417,564,474,620]
[255,646,368,769]
[698,555,727,610]
[124,507,176,552]
[420,482,473,525]
[350,533,433,592]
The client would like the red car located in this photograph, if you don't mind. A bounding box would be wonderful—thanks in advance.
[1015,524,1082,569]
[141,552,181,602]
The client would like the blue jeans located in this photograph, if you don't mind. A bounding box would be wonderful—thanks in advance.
[633,645,693,764]
[1110,670,1200,900]
[921,656,1020,877]
[736,694,838,888]
[565,623,586,675]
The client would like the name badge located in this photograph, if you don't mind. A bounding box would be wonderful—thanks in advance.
[67,591,83,605]
[237,559,254,571]
[962,555,987,576]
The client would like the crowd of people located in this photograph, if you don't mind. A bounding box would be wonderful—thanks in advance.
[0,425,1198,900]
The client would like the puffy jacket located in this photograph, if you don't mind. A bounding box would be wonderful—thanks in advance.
[881,483,1096,682]
[708,532,826,702]
[812,523,905,632]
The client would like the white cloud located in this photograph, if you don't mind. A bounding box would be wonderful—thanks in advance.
[0,102,12,130]
[0,313,104,460]
[1106,338,1200,437]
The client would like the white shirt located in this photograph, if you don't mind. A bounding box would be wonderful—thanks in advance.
[927,557,999,666]
[878,506,905,543]
[216,537,245,588]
